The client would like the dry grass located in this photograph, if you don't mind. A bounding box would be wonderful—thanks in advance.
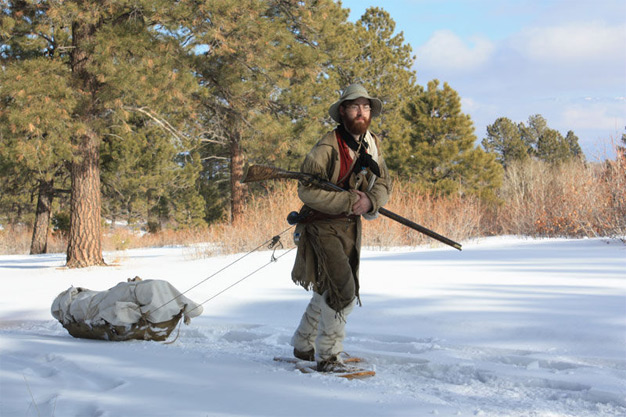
[201,182,303,255]
[0,225,67,255]
[1,157,624,256]
[102,227,213,251]
[363,182,484,249]
[495,159,625,238]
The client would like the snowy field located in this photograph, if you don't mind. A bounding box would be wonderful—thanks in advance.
[1,237,625,417]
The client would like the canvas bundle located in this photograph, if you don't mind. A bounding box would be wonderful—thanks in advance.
[51,278,203,342]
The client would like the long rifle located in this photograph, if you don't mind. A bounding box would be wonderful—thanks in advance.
[241,165,462,251]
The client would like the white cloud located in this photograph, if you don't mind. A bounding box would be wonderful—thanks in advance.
[510,21,626,63]
[460,96,479,112]
[416,30,495,72]
[559,101,625,132]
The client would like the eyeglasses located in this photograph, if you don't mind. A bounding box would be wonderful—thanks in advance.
[344,104,371,113]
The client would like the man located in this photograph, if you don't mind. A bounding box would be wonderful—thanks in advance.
[290,84,391,372]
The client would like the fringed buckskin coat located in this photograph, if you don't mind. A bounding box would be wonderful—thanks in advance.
[291,128,391,309]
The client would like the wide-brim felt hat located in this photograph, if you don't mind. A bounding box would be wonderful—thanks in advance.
[328,84,382,123]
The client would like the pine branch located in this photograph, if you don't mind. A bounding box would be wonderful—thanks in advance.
[123,106,185,144]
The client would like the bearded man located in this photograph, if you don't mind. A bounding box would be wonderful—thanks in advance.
[290,84,391,372]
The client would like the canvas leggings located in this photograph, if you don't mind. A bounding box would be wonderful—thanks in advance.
[291,218,359,360]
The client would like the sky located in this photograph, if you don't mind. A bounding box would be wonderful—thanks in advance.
[340,0,626,160]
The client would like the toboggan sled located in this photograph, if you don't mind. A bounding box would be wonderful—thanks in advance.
[51,278,202,342]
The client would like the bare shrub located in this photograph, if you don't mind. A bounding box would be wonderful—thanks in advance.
[3,156,623,256]
[496,159,625,237]
[0,225,67,255]
[103,228,137,251]
[101,227,213,251]
[214,180,483,252]
[200,182,302,255]
[0,225,31,254]
[46,232,67,253]
[599,154,626,238]
[363,181,483,249]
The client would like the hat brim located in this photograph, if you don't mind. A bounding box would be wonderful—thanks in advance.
[329,93,382,123]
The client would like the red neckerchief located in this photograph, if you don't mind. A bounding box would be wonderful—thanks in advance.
[335,130,354,189]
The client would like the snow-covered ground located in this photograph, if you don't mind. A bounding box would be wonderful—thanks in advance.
[1,237,625,417]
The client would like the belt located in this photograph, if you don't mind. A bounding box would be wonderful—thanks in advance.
[300,208,358,224]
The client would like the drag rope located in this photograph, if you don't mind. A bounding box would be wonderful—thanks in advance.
[150,225,295,317]
[186,244,295,317]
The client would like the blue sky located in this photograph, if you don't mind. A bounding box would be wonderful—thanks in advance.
[340,0,626,160]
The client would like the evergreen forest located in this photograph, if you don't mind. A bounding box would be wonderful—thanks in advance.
[1,1,623,267]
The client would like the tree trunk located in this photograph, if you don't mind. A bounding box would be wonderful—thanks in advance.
[66,20,105,268]
[30,179,54,255]
[66,132,105,268]
[230,135,246,224]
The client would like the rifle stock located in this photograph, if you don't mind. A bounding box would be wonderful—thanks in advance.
[242,165,462,251]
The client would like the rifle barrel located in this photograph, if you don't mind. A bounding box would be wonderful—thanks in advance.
[378,208,462,251]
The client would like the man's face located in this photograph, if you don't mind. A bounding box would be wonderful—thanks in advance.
[340,97,372,136]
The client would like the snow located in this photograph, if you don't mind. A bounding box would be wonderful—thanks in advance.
[1,237,625,417]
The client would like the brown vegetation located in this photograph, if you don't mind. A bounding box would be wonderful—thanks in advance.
[494,159,625,238]
[1,159,624,256]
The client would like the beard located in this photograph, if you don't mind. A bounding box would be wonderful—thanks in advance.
[343,113,371,136]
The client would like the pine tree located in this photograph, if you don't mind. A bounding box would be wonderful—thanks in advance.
[344,7,419,174]
[0,150,41,228]
[0,5,75,254]
[536,129,568,164]
[402,80,503,200]
[517,115,584,164]
[519,114,548,158]
[100,120,205,230]
[190,0,349,223]
[564,130,583,159]
[534,128,584,164]
[188,4,420,222]
[482,117,530,168]
[2,1,199,266]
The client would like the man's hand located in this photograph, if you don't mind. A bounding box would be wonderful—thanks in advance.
[351,190,372,216]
